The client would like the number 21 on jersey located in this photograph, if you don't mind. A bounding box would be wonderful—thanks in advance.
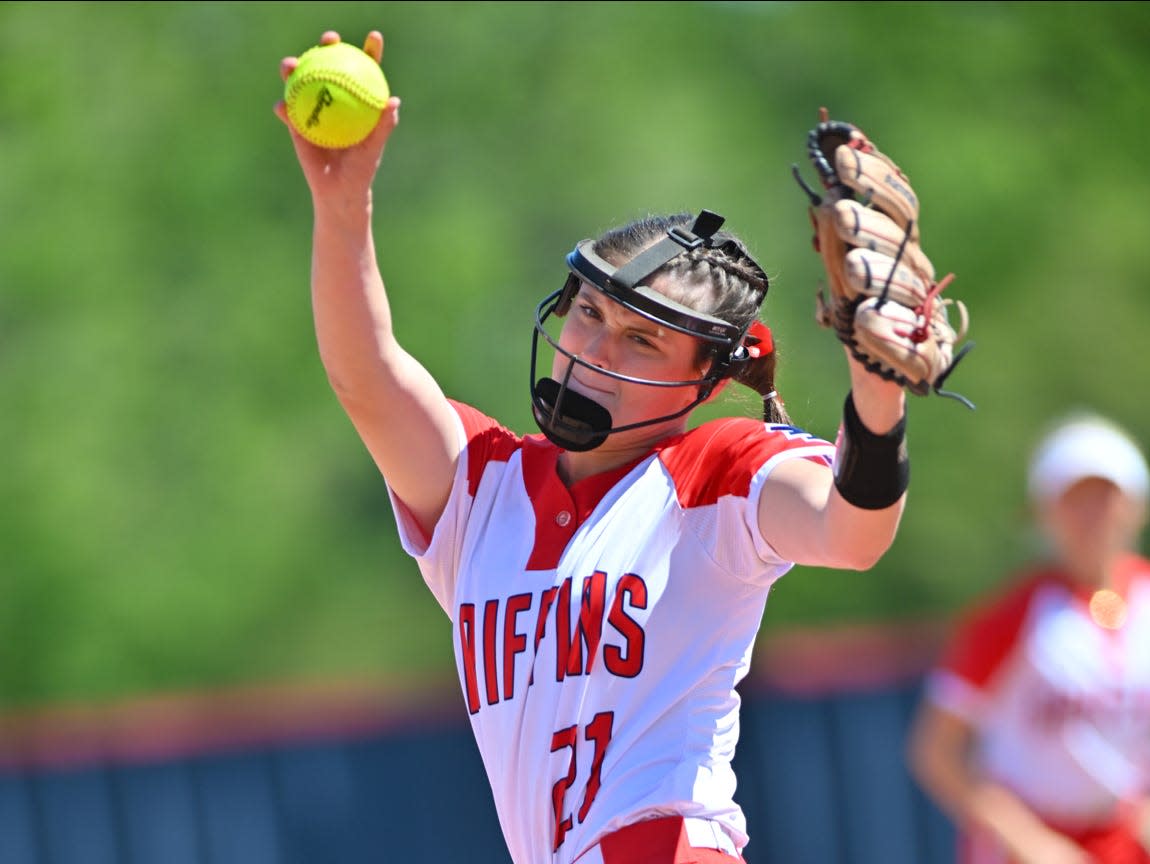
[551,711,614,851]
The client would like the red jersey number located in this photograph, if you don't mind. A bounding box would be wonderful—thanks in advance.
[550,711,615,851]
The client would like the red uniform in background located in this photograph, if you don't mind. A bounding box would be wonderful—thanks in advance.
[927,556,1150,863]
[910,413,1150,864]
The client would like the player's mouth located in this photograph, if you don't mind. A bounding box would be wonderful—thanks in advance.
[570,375,615,399]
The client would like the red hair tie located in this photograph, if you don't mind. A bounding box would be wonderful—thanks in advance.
[744,320,774,358]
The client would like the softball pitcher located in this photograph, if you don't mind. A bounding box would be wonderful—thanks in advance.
[276,28,956,864]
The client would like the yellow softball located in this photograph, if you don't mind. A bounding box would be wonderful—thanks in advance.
[284,41,390,149]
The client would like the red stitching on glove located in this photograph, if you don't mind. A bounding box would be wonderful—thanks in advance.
[896,273,955,343]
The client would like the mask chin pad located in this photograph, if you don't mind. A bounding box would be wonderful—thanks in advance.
[531,378,612,452]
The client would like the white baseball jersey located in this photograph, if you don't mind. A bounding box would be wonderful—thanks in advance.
[389,400,835,864]
[924,555,1150,863]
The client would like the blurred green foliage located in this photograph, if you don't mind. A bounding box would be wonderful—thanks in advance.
[3,1,1150,709]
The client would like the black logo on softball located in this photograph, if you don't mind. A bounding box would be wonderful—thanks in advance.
[307,86,335,128]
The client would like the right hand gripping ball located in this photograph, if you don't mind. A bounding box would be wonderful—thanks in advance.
[285,41,390,149]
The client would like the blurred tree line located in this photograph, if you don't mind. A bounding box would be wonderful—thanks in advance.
[3,0,1149,709]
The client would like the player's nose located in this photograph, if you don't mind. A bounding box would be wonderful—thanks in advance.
[578,330,617,372]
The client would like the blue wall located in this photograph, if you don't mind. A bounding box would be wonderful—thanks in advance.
[0,680,954,864]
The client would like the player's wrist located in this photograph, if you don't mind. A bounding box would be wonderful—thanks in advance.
[844,351,905,425]
[832,392,908,510]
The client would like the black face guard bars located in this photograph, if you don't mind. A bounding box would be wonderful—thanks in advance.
[529,210,756,452]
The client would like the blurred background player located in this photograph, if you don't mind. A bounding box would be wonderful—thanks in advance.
[908,412,1150,864]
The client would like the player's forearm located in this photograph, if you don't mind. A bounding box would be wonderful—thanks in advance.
[758,454,903,570]
[845,351,907,434]
[966,782,1089,863]
[310,208,400,400]
[911,729,1008,842]
[909,716,1071,863]
[814,357,907,568]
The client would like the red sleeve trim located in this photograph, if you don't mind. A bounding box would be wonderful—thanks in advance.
[657,418,832,509]
[938,572,1047,689]
[448,400,521,497]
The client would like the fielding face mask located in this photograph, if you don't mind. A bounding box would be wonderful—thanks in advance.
[530,210,760,452]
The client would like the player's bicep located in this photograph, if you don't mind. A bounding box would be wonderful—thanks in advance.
[756,456,835,564]
[335,344,462,535]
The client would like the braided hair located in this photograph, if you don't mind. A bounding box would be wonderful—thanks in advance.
[593,213,789,424]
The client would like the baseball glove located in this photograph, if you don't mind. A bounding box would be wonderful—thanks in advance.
[793,108,973,407]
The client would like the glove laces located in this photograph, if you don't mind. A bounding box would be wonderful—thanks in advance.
[877,218,976,409]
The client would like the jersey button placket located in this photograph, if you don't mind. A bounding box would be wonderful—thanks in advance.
[555,510,572,527]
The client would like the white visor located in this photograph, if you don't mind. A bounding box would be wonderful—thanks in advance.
[1028,415,1150,503]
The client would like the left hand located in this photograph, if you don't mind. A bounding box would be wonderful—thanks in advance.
[796,109,973,409]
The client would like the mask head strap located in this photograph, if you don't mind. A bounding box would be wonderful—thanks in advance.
[556,210,742,345]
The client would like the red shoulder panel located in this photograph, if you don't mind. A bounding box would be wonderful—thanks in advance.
[658,418,832,509]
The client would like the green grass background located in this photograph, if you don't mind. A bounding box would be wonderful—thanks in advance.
[4,1,1150,709]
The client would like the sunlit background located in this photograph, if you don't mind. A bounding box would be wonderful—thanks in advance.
[4,4,1150,862]
[4,0,1149,717]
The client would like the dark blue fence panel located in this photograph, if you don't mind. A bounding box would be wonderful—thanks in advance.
[732,680,955,864]
[273,742,362,864]
[194,750,287,863]
[32,766,122,864]
[116,760,203,864]
[0,679,954,864]
[914,777,960,864]
[340,722,511,864]
[0,774,40,864]
[829,687,924,864]
[736,695,844,864]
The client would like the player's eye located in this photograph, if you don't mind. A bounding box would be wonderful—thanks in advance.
[577,303,603,321]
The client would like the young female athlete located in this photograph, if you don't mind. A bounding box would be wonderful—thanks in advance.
[908,413,1150,864]
[277,29,920,864]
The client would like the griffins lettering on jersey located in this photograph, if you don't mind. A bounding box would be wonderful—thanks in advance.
[458,569,647,715]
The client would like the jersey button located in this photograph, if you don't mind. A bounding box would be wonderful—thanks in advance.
[555,510,572,527]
